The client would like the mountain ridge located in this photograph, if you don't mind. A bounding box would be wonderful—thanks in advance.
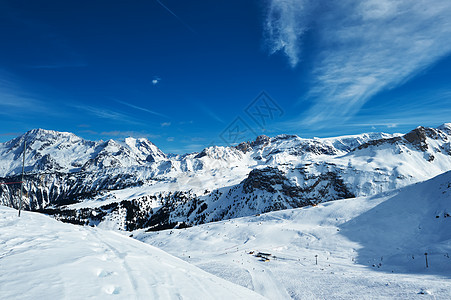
[1,124,450,231]
[2,124,448,177]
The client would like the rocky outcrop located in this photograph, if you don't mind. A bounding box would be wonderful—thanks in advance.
[0,171,146,210]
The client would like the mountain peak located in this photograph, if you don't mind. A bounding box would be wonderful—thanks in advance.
[437,123,451,135]
[4,129,83,149]
[25,128,73,137]
[20,128,82,144]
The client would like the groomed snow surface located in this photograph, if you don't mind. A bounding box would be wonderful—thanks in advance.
[0,206,263,299]
[137,171,451,299]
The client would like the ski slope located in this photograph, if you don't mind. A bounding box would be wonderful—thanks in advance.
[137,171,451,299]
[0,206,263,299]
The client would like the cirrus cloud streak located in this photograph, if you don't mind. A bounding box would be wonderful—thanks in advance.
[265,0,451,125]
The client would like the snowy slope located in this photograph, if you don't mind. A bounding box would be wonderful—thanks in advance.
[136,171,451,299]
[0,206,264,299]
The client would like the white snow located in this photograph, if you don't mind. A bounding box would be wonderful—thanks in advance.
[2,126,451,299]
[0,206,263,299]
[136,171,451,299]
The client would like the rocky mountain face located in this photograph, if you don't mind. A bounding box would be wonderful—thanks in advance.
[1,124,450,231]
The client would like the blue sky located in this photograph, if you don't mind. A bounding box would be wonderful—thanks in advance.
[1,0,450,154]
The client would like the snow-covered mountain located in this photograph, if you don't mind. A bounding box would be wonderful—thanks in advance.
[0,129,397,177]
[137,170,451,299]
[1,124,450,231]
[0,128,165,176]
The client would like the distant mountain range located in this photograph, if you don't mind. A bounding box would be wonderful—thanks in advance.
[1,123,450,231]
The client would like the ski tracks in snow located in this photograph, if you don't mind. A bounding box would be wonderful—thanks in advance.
[245,260,291,299]
[89,230,140,298]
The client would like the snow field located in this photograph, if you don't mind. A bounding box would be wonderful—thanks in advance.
[136,171,451,299]
[0,206,264,299]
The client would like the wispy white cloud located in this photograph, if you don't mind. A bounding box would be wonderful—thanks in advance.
[178,143,204,154]
[27,62,87,69]
[281,89,451,136]
[100,130,160,139]
[152,76,161,85]
[72,105,143,125]
[78,129,160,140]
[264,0,313,67]
[155,0,197,34]
[265,0,451,125]
[78,129,99,135]
[161,122,171,127]
[178,120,194,125]
[0,90,40,113]
[191,137,206,142]
[74,105,124,119]
[0,132,22,137]
[348,89,451,128]
[114,99,168,118]
[0,75,51,116]
[197,103,225,124]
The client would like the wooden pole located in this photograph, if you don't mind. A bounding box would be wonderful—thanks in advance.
[18,141,26,217]
[424,252,428,268]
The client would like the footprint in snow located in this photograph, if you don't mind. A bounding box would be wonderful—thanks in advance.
[97,269,114,278]
[104,285,121,295]
[98,254,109,261]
